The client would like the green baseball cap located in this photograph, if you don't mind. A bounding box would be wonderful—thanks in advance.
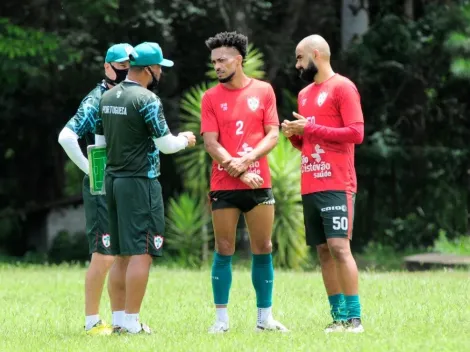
[105,43,135,63]
[130,42,174,67]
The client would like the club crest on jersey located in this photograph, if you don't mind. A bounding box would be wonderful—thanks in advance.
[102,234,111,248]
[247,96,259,111]
[154,235,164,250]
[317,91,328,106]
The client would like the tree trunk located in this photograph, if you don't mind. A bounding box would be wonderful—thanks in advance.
[218,0,251,36]
[266,0,306,82]
[341,0,370,51]
[404,0,414,20]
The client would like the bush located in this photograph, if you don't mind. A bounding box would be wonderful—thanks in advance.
[48,230,89,264]
[165,193,211,268]
[432,230,470,255]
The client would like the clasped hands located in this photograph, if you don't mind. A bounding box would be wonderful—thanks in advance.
[221,156,264,189]
[281,112,309,137]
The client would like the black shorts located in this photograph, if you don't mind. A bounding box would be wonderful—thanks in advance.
[105,175,165,257]
[208,189,275,213]
[302,191,356,246]
[82,175,111,255]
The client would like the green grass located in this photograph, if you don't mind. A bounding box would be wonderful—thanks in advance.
[0,264,468,352]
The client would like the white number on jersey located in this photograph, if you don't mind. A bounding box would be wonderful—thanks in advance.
[332,216,348,231]
[235,120,244,135]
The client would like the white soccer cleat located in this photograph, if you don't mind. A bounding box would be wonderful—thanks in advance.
[255,317,289,332]
[345,318,364,333]
[208,320,229,334]
[324,321,346,333]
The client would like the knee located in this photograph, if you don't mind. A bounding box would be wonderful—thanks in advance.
[328,243,352,262]
[91,253,115,272]
[216,238,235,256]
[251,239,272,255]
[103,255,116,269]
[316,244,333,263]
[110,256,129,274]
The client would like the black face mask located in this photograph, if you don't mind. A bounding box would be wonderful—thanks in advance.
[146,67,159,92]
[105,65,128,85]
[299,58,318,83]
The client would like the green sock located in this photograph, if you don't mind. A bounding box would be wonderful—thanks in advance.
[345,295,361,319]
[328,293,347,321]
[251,254,274,308]
[211,252,232,305]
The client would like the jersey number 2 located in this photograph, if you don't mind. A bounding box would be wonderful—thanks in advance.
[235,120,244,135]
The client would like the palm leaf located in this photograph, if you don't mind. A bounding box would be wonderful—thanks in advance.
[177,82,214,196]
[268,135,309,269]
[165,193,212,267]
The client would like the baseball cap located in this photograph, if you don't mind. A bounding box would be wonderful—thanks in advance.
[130,42,174,67]
[105,43,135,63]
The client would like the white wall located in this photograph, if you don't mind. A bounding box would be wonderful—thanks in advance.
[46,205,85,249]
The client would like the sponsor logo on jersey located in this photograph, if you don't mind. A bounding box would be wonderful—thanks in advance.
[321,205,347,212]
[301,144,332,178]
[102,105,127,115]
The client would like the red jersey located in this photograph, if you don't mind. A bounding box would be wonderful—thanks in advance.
[200,79,279,191]
[294,74,364,195]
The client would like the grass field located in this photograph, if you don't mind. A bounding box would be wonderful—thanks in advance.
[0,264,468,352]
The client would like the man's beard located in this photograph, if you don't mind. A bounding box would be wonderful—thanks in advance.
[299,59,318,82]
[218,71,235,83]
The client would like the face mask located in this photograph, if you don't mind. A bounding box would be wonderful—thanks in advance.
[146,67,159,92]
[105,65,128,85]
[299,58,318,82]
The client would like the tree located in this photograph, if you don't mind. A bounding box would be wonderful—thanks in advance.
[341,0,370,50]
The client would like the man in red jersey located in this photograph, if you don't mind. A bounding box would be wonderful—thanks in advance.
[200,31,288,334]
[282,34,365,334]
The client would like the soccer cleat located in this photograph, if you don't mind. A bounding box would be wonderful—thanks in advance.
[112,325,124,334]
[256,317,289,332]
[208,320,229,334]
[85,320,113,336]
[345,318,364,333]
[116,323,152,335]
[324,321,346,333]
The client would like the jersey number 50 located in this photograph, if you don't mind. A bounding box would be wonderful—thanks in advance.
[332,216,348,231]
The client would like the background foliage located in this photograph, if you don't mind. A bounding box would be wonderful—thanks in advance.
[1,0,470,268]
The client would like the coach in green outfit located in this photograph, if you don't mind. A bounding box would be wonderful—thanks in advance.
[58,43,134,335]
[95,42,196,334]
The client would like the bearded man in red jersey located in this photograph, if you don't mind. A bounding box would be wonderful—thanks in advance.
[200,31,288,334]
[282,34,365,334]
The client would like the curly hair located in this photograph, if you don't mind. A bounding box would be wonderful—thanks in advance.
[205,31,248,59]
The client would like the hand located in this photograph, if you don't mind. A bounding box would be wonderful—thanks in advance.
[240,172,264,189]
[225,157,253,177]
[281,121,294,137]
[282,111,308,135]
[179,131,196,147]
